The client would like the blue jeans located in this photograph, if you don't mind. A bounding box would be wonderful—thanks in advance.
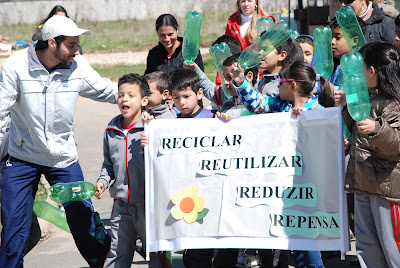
[0,157,109,268]
[294,250,324,268]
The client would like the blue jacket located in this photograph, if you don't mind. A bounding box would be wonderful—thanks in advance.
[236,78,323,113]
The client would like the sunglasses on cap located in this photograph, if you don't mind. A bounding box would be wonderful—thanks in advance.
[278,77,295,85]
[338,0,354,5]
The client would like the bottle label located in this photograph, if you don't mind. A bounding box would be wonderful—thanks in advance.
[72,186,81,193]
[346,93,359,104]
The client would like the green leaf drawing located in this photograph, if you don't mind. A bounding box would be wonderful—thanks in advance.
[197,208,209,221]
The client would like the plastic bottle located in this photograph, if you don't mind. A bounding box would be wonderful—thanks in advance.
[182,11,202,64]
[238,20,293,70]
[50,181,96,203]
[340,52,371,121]
[336,7,366,54]
[210,42,232,98]
[256,17,274,36]
[33,201,71,233]
[313,27,334,79]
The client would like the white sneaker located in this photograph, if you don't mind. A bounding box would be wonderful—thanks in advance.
[239,253,261,268]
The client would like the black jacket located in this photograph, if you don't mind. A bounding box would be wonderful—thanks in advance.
[144,37,204,75]
[364,4,396,44]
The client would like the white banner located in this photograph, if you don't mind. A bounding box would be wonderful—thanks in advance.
[145,107,349,255]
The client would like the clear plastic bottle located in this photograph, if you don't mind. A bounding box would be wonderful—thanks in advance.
[238,20,293,70]
[210,42,232,98]
[33,201,71,233]
[256,17,274,36]
[182,11,202,64]
[340,52,371,122]
[313,27,334,79]
[50,181,96,203]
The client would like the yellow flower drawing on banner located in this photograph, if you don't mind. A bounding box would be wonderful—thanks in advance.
[171,186,209,223]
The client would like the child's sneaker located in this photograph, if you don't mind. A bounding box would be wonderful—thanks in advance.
[236,252,261,268]
[236,251,247,267]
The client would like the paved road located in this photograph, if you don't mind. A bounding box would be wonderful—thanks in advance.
[24,98,359,268]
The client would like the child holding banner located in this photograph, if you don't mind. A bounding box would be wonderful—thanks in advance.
[334,41,400,268]
[229,60,331,268]
[95,73,162,268]
[232,61,332,115]
[167,68,216,267]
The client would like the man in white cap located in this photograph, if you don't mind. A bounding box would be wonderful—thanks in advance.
[0,15,117,267]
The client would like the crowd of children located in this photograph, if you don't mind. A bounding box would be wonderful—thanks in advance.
[91,2,400,268]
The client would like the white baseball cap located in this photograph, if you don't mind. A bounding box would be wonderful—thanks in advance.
[41,15,91,40]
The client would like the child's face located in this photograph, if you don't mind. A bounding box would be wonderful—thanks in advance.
[363,63,378,88]
[299,43,314,64]
[395,25,400,47]
[259,49,282,73]
[147,81,169,108]
[331,27,350,58]
[278,78,295,102]
[222,65,239,96]
[171,87,203,116]
[118,83,148,124]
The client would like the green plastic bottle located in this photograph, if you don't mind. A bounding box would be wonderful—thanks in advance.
[33,201,71,233]
[313,27,334,79]
[340,52,371,122]
[50,181,96,203]
[256,17,274,36]
[182,11,202,64]
[210,42,232,98]
[238,20,293,69]
[336,7,366,54]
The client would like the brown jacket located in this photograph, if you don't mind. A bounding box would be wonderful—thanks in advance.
[343,89,400,202]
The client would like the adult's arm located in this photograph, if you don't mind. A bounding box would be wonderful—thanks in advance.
[0,59,18,144]
[381,15,397,44]
[194,51,204,72]
[76,55,118,104]
[194,65,229,106]
[368,101,400,157]
[144,49,155,75]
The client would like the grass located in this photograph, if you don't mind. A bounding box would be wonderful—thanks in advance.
[94,53,217,82]
[1,12,224,83]
[0,11,232,53]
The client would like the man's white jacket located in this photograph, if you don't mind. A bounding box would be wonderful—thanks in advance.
[0,43,118,168]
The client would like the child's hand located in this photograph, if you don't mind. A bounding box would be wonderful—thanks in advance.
[215,111,234,121]
[229,63,245,87]
[141,133,149,147]
[142,113,155,124]
[292,107,305,118]
[334,90,347,106]
[183,62,198,70]
[357,119,375,135]
[95,182,104,199]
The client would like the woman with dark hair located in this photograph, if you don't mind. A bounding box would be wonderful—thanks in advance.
[32,5,68,41]
[335,41,400,267]
[144,14,204,75]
